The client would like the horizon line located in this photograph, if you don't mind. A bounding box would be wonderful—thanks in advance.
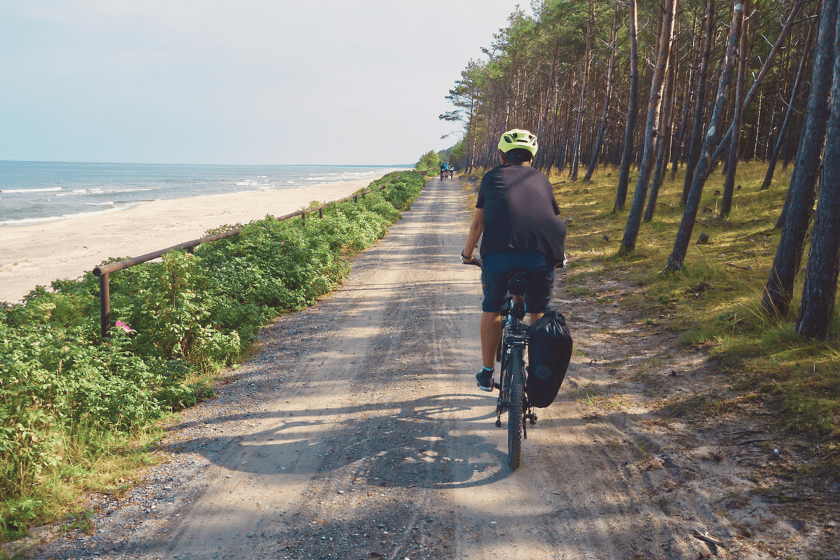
[1,160,414,167]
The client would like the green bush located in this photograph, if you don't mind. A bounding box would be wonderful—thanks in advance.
[414,150,440,172]
[0,170,424,539]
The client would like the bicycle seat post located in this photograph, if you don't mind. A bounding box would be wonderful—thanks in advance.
[508,272,528,322]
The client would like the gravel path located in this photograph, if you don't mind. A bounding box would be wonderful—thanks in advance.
[19,176,838,560]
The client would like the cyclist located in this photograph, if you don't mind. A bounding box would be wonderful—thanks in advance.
[440,162,447,180]
[460,129,566,392]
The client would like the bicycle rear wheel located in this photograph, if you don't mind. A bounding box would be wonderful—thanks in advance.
[507,348,525,470]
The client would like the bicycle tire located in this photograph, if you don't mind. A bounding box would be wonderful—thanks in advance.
[507,348,525,470]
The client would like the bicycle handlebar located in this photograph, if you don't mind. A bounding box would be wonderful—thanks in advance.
[460,253,567,269]
[460,253,482,267]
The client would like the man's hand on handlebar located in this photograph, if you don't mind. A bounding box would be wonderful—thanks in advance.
[460,252,482,267]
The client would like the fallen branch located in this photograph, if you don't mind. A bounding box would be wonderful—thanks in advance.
[691,530,727,549]
[726,262,753,271]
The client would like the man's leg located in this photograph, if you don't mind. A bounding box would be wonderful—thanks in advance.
[477,260,505,391]
[481,311,501,369]
[524,264,556,325]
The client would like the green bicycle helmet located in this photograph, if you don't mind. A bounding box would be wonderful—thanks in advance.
[498,129,538,158]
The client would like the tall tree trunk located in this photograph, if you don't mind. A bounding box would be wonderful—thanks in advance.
[570,0,594,181]
[665,0,745,272]
[720,0,750,217]
[584,1,619,182]
[467,89,480,174]
[468,107,479,173]
[761,18,816,191]
[620,0,677,253]
[671,14,699,179]
[645,42,679,222]
[762,77,780,162]
[763,0,837,316]
[708,0,807,166]
[797,8,840,339]
[681,0,716,205]
[545,82,562,173]
[752,92,762,160]
[536,42,560,171]
[614,0,640,212]
[558,88,575,171]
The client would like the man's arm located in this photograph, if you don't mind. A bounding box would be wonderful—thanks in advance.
[462,208,484,260]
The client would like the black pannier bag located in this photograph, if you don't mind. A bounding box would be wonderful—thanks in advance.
[527,310,573,408]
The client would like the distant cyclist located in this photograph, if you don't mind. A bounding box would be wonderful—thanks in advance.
[460,129,566,392]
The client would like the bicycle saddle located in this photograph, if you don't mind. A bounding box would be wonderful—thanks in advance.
[508,272,528,296]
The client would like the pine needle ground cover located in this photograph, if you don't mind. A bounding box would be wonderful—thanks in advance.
[545,162,839,475]
[0,171,424,542]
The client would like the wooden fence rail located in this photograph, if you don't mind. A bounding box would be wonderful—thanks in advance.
[93,185,385,339]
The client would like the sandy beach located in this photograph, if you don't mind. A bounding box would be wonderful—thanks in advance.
[0,179,378,304]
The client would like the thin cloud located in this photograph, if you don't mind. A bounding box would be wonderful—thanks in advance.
[1,0,527,164]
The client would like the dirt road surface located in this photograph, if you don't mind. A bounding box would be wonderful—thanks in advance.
[21,177,838,559]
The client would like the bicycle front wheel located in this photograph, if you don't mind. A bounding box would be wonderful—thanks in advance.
[507,348,525,470]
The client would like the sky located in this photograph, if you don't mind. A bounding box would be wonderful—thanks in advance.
[0,1,528,166]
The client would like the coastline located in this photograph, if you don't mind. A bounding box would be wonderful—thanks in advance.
[0,178,378,304]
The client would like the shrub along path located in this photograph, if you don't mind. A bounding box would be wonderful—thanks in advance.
[19,176,837,559]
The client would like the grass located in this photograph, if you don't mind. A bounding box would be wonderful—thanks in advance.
[0,426,162,543]
[541,160,840,474]
[1,343,220,543]
[464,160,839,471]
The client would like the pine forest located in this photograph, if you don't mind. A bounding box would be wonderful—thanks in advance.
[442,0,840,340]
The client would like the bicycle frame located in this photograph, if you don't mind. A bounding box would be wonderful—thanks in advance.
[496,298,532,415]
[460,257,537,470]
[495,274,538,470]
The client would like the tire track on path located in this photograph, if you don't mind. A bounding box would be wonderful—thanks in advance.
[26,176,794,560]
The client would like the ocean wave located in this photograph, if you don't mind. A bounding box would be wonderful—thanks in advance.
[56,188,105,197]
[0,164,411,224]
[0,187,63,194]
[55,187,154,197]
[0,203,135,227]
[113,188,155,195]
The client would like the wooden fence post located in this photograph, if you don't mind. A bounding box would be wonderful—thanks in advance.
[99,272,110,340]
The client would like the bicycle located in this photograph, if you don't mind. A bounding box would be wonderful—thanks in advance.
[462,257,537,470]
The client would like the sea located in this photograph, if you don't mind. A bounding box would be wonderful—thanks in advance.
[0,161,409,226]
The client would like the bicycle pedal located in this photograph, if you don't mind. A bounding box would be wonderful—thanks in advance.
[493,381,501,390]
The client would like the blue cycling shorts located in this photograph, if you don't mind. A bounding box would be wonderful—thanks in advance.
[480,251,556,313]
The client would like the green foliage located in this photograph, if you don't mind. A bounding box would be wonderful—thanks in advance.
[414,150,440,172]
[448,139,467,170]
[553,161,840,475]
[0,170,424,540]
